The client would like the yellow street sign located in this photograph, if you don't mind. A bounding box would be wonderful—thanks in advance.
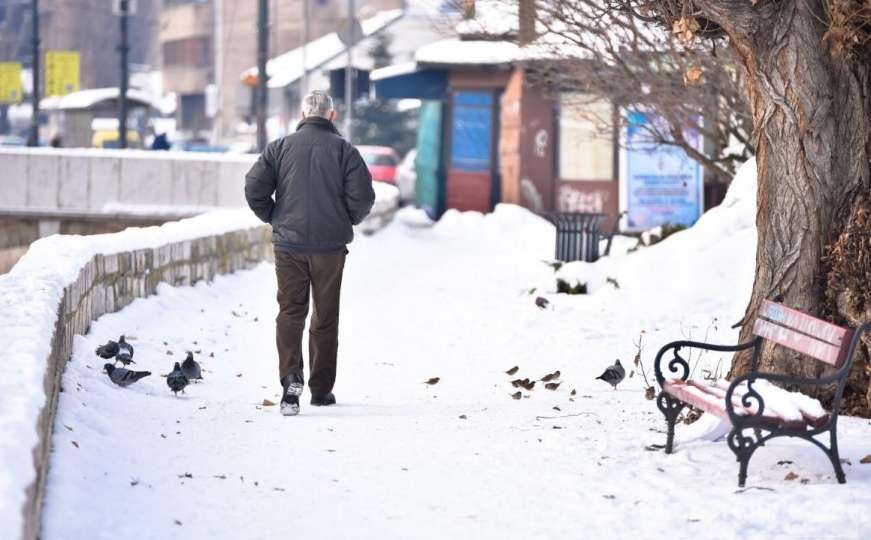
[45,51,80,97]
[0,62,23,104]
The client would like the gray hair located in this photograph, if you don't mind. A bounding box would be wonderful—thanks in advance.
[301,90,334,118]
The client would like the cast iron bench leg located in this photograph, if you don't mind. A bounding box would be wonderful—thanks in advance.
[657,394,684,454]
[829,428,846,484]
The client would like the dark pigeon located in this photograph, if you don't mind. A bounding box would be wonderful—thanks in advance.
[535,296,550,310]
[116,335,135,366]
[595,359,626,389]
[167,362,189,396]
[181,352,202,382]
[104,363,151,387]
[95,339,120,359]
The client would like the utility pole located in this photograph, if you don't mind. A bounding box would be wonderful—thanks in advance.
[256,0,269,152]
[301,0,309,98]
[212,0,223,144]
[343,0,354,140]
[117,0,131,149]
[28,0,40,147]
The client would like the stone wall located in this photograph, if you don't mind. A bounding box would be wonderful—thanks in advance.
[17,224,272,540]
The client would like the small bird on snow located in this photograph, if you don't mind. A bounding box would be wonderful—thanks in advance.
[541,370,560,382]
[167,362,190,396]
[595,360,626,389]
[104,363,150,387]
[181,352,203,382]
[115,335,135,366]
[535,296,550,310]
[95,339,120,359]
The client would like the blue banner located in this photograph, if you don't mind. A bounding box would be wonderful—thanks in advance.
[623,112,703,231]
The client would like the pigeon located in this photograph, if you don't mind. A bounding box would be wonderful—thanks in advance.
[115,335,135,366]
[95,339,120,359]
[167,362,189,396]
[104,363,150,387]
[181,352,202,382]
[535,296,550,310]
[595,360,626,389]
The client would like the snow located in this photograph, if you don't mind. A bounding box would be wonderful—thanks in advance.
[415,38,521,66]
[0,173,405,536]
[0,210,265,537]
[30,157,871,539]
[39,88,159,111]
[240,10,405,89]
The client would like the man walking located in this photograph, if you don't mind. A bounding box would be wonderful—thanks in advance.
[245,90,375,416]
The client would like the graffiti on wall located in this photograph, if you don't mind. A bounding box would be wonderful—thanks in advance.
[520,177,544,212]
[558,185,607,213]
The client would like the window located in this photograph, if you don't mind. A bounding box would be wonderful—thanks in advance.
[450,91,493,172]
[163,37,210,68]
[559,94,614,181]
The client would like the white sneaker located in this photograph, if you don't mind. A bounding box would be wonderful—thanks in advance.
[280,378,303,416]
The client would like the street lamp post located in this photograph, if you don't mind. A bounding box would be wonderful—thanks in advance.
[256,0,269,152]
[344,0,354,140]
[28,0,40,147]
[115,0,132,149]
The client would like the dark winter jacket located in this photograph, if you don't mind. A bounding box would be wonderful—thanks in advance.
[244,116,375,253]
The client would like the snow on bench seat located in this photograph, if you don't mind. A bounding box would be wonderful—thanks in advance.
[662,379,828,430]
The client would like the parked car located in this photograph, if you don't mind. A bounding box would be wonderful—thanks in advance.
[358,145,400,184]
[395,149,417,204]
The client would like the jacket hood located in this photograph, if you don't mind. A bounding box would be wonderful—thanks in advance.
[296,115,340,135]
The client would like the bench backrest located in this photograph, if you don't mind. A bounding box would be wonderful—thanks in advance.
[753,300,853,368]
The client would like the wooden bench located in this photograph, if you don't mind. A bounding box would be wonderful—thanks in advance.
[654,299,870,486]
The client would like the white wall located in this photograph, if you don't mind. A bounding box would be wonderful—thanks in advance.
[0,148,256,213]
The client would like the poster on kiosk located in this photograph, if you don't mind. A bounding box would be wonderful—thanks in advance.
[619,111,704,232]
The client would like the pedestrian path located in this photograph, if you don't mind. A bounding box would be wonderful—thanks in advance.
[41,211,871,539]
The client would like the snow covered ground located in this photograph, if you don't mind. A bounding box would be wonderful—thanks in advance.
[41,161,871,539]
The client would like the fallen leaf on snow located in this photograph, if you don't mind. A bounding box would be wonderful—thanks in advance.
[459,414,467,419]
[64,424,73,431]
[424,377,440,385]
[784,472,799,481]
[570,389,577,396]
[860,454,871,464]
[510,391,522,400]
[505,366,519,375]
[71,441,79,448]
[545,382,561,391]
[262,399,276,407]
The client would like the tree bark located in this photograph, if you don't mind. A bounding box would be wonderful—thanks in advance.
[704,1,871,409]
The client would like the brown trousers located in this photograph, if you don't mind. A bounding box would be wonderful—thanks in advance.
[274,250,346,397]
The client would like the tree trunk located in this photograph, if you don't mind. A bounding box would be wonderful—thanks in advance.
[708,1,871,412]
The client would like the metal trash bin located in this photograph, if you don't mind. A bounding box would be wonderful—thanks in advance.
[544,212,607,263]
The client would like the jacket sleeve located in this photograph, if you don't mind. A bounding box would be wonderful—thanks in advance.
[343,146,376,225]
[244,143,278,223]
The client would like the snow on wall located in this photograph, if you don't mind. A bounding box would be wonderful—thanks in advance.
[0,210,271,540]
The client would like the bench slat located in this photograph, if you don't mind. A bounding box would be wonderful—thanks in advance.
[664,379,815,430]
[758,300,849,346]
[710,379,829,429]
[663,380,729,419]
[753,318,844,367]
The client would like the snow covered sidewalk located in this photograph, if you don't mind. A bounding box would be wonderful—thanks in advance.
[41,181,871,539]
